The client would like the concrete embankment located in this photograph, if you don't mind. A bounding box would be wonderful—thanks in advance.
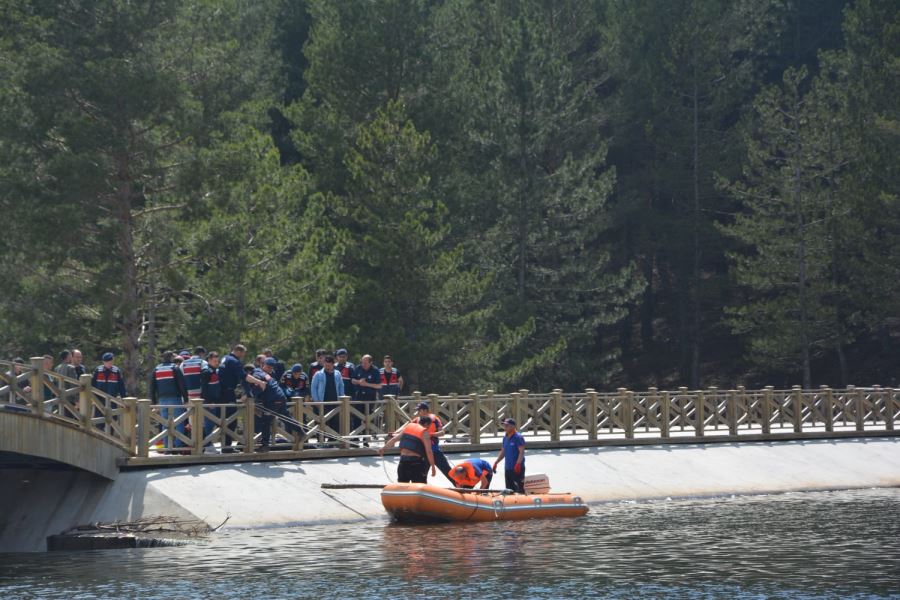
[2,436,899,552]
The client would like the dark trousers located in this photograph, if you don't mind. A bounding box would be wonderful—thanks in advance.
[220,389,239,447]
[505,468,525,494]
[398,456,429,483]
[433,447,453,483]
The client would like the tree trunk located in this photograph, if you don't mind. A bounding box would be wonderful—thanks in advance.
[114,151,142,395]
[690,52,701,389]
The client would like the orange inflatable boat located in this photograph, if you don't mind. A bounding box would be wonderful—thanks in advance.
[380,483,589,523]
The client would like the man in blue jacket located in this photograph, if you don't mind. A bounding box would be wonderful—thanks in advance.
[217,344,265,452]
[311,355,344,437]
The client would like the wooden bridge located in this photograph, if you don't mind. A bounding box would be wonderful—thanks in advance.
[1,357,897,475]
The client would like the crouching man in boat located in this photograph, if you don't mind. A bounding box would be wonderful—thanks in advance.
[493,418,525,493]
[379,416,437,483]
[448,458,494,489]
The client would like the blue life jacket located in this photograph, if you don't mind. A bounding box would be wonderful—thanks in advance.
[154,363,180,399]
[181,356,206,400]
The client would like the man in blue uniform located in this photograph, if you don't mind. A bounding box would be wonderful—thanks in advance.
[280,363,309,398]
[351,354,381,442]
[91,352,127,431]
[493,418,526,493]
[249,357,300,452]
[91,352,127,398]
[181,351,209,402]
[334,348,354,399]
[200,351,221,451]
[378,355,403,398]
[150,350,189,449]
[217,344,265,452]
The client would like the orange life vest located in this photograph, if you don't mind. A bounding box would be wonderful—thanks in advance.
[398,422,428,457]
[449,461,480,488]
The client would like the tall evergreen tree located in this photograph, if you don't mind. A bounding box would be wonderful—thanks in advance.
[427,0,643,389]
[722,67,856,387]
[0,0,283,390]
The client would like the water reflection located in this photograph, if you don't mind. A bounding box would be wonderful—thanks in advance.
[1,488,899,599]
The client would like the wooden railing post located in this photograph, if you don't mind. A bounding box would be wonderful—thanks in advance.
[551,389,562,442]
[617,388,633,439]
[243,397,255,454]
[820,386,834,432]
[586,389,598,440]
[292,399,303,451]
[123,397,137,452]
[189,398,203,455]
[762,386,773,435]
[386,396,399,437]
[78,373,94,430]
[660,390,670,438]
[508,392,520,431]
[137,399,151,457]
[887,387,896,432]
[519,389,529,430]
[792,385,803,433]
[470,393,481,444]
[340,395,351,442]
[727,389,738,436]
[29,357,44,415]
[695,389,705,437]
[853,386,865,432]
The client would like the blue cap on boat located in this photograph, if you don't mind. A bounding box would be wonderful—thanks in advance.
[502,418,516,426]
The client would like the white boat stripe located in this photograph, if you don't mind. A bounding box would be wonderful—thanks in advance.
[381,490,585,513]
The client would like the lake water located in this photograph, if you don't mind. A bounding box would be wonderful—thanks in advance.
[2,487,899,599]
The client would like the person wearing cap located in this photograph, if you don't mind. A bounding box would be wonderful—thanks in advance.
[378,355,403,399]
[449,458,494,489]
[248,357,299,452]
[405,402,453,482]
[91,352,127,398]
[262,348,286,381]
[217,344,267,452]
[379,414,436,483]
[334,349,355,399]
[280,363,309,399]
[493,418,526,493]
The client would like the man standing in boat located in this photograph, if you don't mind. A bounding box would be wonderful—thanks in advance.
[411,402,454,483]
[493,418,525,493]
[379,415,436,483]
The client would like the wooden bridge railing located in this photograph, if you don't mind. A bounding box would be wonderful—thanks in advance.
[1,358,897,460]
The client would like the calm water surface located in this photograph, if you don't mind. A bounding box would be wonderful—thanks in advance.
[2,487,899,599]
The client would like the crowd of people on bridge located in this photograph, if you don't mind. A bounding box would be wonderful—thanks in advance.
[4,344,528,493]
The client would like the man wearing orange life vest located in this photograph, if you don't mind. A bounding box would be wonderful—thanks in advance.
[379,415,436,483]
[448,458,494,489]
[408,401,455,482]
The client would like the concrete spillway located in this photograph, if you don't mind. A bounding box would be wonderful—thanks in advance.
[2,436,899,552]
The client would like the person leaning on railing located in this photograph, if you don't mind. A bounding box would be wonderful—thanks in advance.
[217,344,266,452]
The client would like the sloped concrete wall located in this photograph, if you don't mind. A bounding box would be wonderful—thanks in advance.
[2,437,898,552]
